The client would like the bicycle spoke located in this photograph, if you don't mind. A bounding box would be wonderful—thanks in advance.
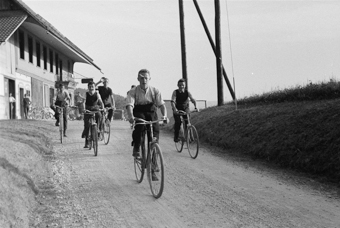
[187,126,199,159]
[147,143,164,198]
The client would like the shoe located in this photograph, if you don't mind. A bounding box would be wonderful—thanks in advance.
[132,146,140,157]
[174,137,180,143]
[84,144,89,148]
[151,172,159,181]
[63,134,67,137]
[55,121,59,126]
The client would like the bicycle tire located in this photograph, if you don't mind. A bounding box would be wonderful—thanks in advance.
[134,132,146,183]
[187,125,199,159]
[92,124,98,156]
[147,143,164,199]
[103,119,110,145]
[60,114,63,144]
[175,125,184,152]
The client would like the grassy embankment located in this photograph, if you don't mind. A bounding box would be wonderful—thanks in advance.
[180,80,340,185]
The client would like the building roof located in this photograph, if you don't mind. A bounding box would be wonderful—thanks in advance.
[0,11,27,42]
[1,0,101,71]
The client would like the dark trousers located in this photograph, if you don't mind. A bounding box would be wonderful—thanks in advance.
[24,106,29,119]
[132,111,159,148]
[173,108,189,139]
[82,112,102,139]
[104,103,114,121]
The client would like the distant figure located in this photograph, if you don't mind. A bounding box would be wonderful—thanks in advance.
[75,91,85,119]
[23,94,31,119]
[95,77,116,122]
[171,78,198,142]
[9,93,16,119]
[52,83,70,137]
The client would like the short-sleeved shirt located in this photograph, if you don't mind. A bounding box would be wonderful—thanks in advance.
[97,86,113,105]
[126,85,165,108]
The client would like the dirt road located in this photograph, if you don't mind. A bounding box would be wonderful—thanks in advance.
[28,119,337,228]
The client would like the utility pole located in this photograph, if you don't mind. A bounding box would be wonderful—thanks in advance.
[192,0,235,101]
[178,0,188,88]
[215,0,223,106]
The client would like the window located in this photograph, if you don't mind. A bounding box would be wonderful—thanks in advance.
[28,36,33,63]
[19,31,25,59]
[43,46,47,70]
[55,53,59,75]
[49,49,53,73]
[36,41,41,67]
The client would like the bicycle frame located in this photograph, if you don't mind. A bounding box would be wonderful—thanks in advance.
[84,109,103,156]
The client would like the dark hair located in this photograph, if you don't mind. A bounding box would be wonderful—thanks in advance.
[138,69,150,76]
[177,78,186,84]
[88,81,95,87]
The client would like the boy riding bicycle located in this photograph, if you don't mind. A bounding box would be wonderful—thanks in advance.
[52,83,70,137]
[126,69,169,158]
[171,78,198,142]
[81,81,105,148]
[95,77,116,122]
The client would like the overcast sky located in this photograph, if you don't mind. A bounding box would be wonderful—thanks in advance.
[23,0,340,104]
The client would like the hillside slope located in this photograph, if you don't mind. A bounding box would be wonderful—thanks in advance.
[187,99,340,185]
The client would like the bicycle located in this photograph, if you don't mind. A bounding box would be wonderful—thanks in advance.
[174,110,200,159]
[55,105,65,144]
[84,109,103,156]
[98,107,114,145]
[133,117,166,199]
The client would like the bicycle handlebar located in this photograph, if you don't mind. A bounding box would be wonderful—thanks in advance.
[176,109,199,115]
[84,109,104,114]
[133,117,167,125]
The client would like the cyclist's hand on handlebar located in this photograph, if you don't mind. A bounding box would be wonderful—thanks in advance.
[128,117,134,124]
[195,107,199,112]
[162,116,169,124]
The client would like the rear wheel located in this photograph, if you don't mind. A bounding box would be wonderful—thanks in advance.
[134,133,146,183]
[92,125,98,156]
[147,143,164,199]
[187,125,199,159]
[103,119,111,145]
[175,125,184,152]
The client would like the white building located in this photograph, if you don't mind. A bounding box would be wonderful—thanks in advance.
[0,0,101,119]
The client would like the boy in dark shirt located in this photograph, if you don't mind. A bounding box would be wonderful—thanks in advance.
[171,78,198,142]
[95,77,115,121]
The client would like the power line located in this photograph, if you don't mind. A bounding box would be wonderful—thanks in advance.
[225,0,237,109]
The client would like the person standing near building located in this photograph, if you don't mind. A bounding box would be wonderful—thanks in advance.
[95,77,115,122]
[23,94,31,119]
[9,93,16,119]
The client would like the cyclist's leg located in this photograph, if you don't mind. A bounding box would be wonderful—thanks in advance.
[173,113,181,141]
[63,107,68,136]
[82,114,90,148]
[132,112,146,156]
[105,103,113,121]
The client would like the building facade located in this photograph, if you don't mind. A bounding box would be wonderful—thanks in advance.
[0,0,100,119]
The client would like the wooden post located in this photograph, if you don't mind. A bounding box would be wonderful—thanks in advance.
[178,0,188,88]
[215,0,223,106]
[192,0,235,101]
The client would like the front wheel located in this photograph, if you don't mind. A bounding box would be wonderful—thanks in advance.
[187,125,199,159]
[175,126,184,152]
[103,119,111,145]
[147,143,164,199]
[134,134,146,183]
[92,124,98,156]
